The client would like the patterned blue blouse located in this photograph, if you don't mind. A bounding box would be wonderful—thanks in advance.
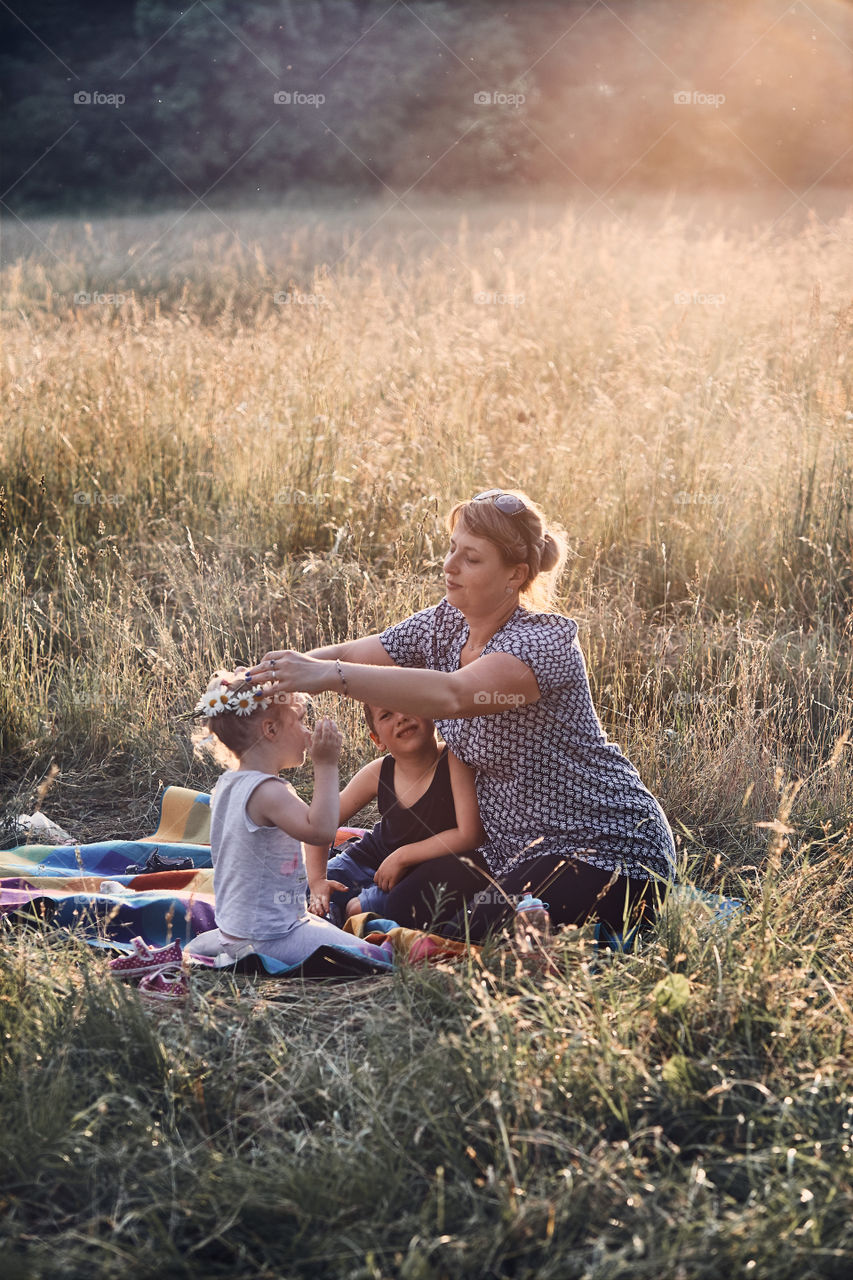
[379,599,676,883]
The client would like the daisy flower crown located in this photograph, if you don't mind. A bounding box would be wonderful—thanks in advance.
[192,672,284,719]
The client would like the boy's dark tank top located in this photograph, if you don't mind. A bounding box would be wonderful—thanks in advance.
[378,746,455,849]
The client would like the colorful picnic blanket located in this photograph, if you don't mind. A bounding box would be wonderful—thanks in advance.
[0,787,216,946]
[0,786,462,978]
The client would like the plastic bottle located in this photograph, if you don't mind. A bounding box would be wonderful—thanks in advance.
[514,893,551,953]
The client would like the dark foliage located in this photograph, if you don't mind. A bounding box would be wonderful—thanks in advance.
[2,0,850,213]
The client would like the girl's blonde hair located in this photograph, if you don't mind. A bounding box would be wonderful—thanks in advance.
[191,669,293,770]
[448,490,568,611]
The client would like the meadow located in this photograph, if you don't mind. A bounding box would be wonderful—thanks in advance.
[1,196,852,1277]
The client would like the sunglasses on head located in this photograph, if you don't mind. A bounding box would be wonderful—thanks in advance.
[471,489,527,516]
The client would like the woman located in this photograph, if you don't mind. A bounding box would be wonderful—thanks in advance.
[243,489,676,938]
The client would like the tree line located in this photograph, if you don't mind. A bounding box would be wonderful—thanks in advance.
[1,0,848,212]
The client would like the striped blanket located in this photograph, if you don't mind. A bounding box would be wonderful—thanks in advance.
[0,787,379,976]
[0,786,473,977]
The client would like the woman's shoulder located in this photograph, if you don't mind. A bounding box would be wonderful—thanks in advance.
[487,610,580,691]
[413,597,466,626]
[501,607,578,642]
[434,597,468,631]
[389,597,467,638]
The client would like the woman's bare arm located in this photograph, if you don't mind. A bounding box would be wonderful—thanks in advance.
[245,650,541,719]
[306,634,396,664]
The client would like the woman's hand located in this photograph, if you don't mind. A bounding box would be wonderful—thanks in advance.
[242,650,332,696]
[309,717,342,766]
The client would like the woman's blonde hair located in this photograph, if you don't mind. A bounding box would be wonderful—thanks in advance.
[448,490,568,611]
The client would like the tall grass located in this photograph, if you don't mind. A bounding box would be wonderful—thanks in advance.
[3,863,852,1278]
[1,199,852,1274]
[2,200,850,838]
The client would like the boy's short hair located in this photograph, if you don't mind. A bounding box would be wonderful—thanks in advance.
[363,703,377,735]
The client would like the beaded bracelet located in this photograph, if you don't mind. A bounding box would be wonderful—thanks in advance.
[335,658,349,697]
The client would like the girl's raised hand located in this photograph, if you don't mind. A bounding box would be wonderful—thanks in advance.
[309,716,342,765]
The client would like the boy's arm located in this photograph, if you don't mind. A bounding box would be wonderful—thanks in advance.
[444,748,486,849]
[338,757,382,824]
[373,750,486,891]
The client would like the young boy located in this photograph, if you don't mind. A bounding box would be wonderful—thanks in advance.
[306,704,485,924]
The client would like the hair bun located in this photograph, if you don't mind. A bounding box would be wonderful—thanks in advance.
[539,531,561,573]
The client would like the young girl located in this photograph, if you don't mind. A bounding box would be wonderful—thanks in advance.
[184,670,391,968]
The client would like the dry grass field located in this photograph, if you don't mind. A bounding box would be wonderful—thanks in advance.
[1,197,852,1277]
